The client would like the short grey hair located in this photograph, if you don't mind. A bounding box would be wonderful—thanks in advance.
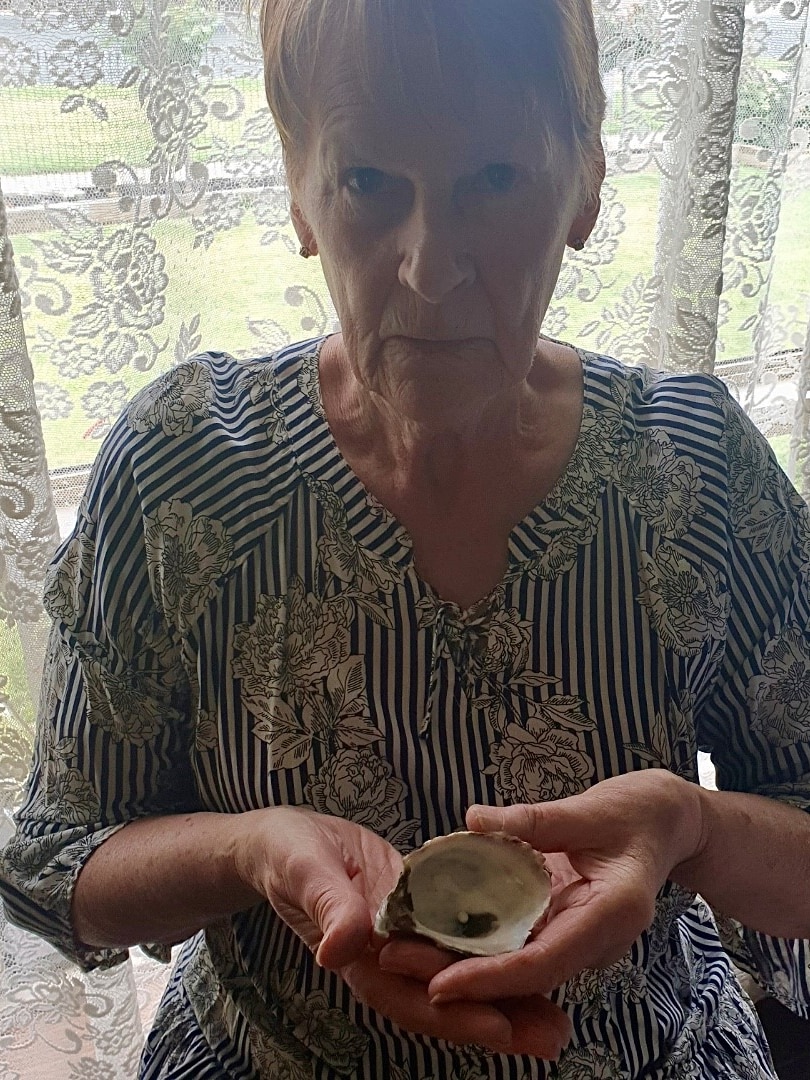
[255,0,605,203]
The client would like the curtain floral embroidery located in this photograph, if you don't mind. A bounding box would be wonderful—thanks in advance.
[0,0,808,1074]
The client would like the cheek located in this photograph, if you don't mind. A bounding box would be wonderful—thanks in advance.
[320,247,391,329]
[481,208,566,284]
[484,259,553,325]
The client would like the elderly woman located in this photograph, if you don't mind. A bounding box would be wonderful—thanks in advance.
[2,1,810,1077]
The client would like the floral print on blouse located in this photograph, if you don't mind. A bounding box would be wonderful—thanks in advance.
[2,338,810,1080]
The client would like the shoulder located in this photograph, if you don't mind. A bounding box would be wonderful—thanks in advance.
[87,337,323,493]
[580,349,769,470]
[125,338,322,441]
[45,339,327,634]
[582,348,729,420]
[69,338,325,591]
[583,348,810,578]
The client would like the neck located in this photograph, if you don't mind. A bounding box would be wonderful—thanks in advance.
[319,335,553,491]
[338,381,542,501]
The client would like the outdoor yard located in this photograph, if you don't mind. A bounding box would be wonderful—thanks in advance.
[6,165,809,472]
[0,78,267,176]
[2,20,808,473]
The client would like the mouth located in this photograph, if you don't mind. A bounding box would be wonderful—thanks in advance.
[385,334,490,348]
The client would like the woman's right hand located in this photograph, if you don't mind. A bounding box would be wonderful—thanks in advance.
[232,804,403,968]
[232,806,572,1058]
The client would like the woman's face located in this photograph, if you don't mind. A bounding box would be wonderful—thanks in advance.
[289,45,596,426]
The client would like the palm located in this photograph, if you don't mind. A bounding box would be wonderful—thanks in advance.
[254,808,571,1057]
[414,772,700,1006]
[263,810,403,960]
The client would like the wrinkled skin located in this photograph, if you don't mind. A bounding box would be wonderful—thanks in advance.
[237,805,573,1057]
[376,772,702,1009]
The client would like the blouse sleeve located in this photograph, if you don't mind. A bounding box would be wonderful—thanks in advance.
[694,384,810,1017]
[0,413,201,972]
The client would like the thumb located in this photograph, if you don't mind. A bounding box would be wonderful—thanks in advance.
[466,799,595,854]
[466,803,513,833]
[304,872,374,970]
[272,839,375,970]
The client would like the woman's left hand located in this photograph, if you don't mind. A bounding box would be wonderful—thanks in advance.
[378,771,704,1006]
[339,950,573,1058]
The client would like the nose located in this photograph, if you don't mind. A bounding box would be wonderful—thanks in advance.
[397,202,474,304]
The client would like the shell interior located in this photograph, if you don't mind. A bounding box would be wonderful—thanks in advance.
[375,831,551,957]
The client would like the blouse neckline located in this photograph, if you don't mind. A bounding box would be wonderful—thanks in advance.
[275,334,607,607]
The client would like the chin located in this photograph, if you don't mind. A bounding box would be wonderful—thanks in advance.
[380,335,505,377]
[379,334,494,359]
[383,355,508,430]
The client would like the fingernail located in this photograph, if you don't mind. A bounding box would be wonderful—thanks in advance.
[539,1027,573,1060]
[428,993,454,1006]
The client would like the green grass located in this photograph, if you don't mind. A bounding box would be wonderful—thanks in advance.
[552,166,810,369]
[0,623,36,729]
[0,85,152,176]
[0,79,268,176]
[769,434,791,471]
[717,166,810,362]
[553,171,661,339]
[9,160,810,473]
[0,622,38,801]
[16,212,331,469]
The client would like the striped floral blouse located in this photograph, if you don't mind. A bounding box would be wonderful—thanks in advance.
[2,338,810,1079]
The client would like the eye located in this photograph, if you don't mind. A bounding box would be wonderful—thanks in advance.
[472,163,518,195]
[344,167,391,196]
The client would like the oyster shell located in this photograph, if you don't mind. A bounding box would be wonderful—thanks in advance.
[374,831,551,957]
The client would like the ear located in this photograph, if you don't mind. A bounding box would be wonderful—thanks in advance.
[567,142,605,249]
[290,200,318,257]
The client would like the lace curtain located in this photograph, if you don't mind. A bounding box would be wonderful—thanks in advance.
[0,0,808,1074]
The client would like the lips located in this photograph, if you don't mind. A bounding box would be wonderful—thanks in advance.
[383,334,491,347]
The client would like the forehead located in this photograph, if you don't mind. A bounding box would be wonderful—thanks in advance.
[309,49,537,157]
[298,16,567,174]
[299,2,566,133]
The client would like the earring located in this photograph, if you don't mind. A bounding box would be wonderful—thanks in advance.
[570,238,585,251]
[299,245,313,259]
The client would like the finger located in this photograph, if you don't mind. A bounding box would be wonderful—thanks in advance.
[378,937,459,981]
[466,799,600,854]
[311,880,375,970]
[264,813,403,969]
[429,878,651,1002]
[415,996,514,1052]
[499,995,573,1059]
[276,847,375,968]
[544,851,583,893]
[344,956,514,1050]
